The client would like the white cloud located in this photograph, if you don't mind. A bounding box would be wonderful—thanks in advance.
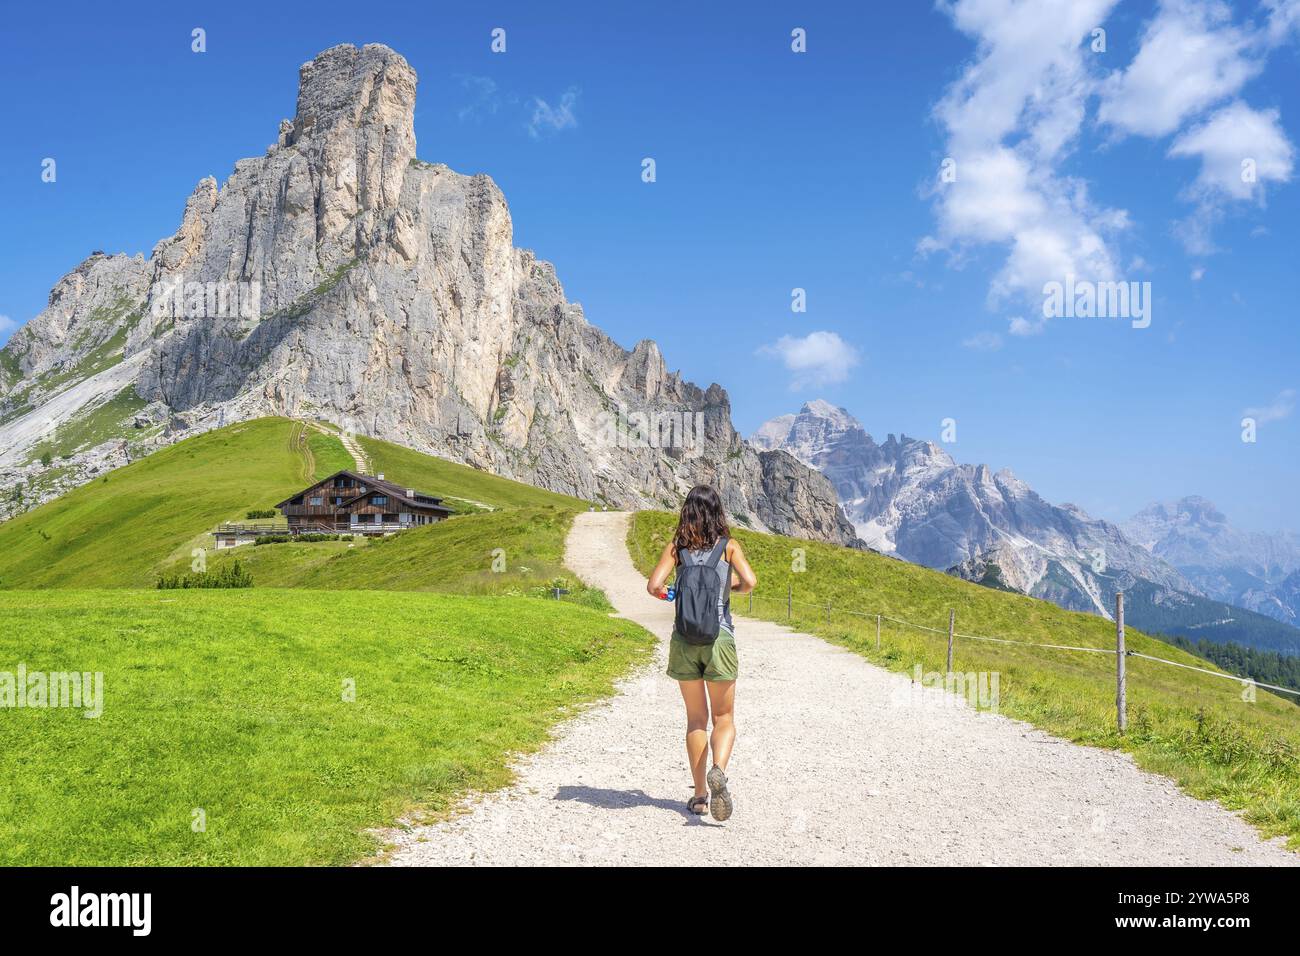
[1190,266,1206,280]
[1008,316,1046,336]
[456,75,502,122]
[1166,102,1294,254]
[528,87,580,139]
[1265,0,1300,42]
[921,0,1126,311]
[1097,0,1262,139]
[1097,1,1297,254]
[758,331,861,389]
[456,77,578,140]
[1168,101,1294,202]
[0,314,18,345]
[1243,388,1296,424]
[1171,207,1221,256]
[962,330,1004,351]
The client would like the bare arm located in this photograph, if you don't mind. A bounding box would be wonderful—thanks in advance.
[727,539,757,593]
[646,541,676,597]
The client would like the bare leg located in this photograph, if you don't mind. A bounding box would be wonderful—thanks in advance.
[706,680,736,770]
[678,680,710,797]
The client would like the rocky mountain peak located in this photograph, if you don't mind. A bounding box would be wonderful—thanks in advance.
[749,413,795,451]
[0,43,858,548]
[621,340,669,400]
[797,399,859,430]
[1123,497,1300,622]
[152,177,218,274]
[754,399,1192,616]
[751,398,872,462]
[290,43,416,160]
[906,438,954,469]
[280,43,419,267]
[1170,495,1227,525]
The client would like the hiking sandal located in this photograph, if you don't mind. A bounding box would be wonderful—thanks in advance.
[687,795,709,815]
[707,765,733,821]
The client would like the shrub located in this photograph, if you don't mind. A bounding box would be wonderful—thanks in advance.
[246,509,278,519]
[157,561,253,589]
[255,532,342,545]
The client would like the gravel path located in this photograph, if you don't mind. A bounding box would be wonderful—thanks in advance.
[384,511,1297,866]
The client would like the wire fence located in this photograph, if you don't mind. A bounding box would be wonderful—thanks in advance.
[738,584,1300,717]
[627,522,1300,717]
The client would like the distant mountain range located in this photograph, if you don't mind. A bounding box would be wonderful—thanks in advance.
[754,401,1300,655]
[1123,497,1300,626]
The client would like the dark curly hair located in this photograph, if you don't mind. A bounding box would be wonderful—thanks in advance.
[672,485,730,559]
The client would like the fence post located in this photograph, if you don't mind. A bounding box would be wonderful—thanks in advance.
[946,608,955,675]
[1116,591,1127,735]
[876,614,881,649]
[787,582,792,620]
[748,592,753,614]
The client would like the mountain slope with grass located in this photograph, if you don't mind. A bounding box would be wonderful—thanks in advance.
[0,418,655,866]
[629,512,1300,848]
[0,416,588,590]
[161,507,608,605]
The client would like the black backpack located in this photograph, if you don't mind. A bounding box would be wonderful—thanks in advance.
[674,537,728,645]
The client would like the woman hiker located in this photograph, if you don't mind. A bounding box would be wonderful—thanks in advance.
[646,485,757,821]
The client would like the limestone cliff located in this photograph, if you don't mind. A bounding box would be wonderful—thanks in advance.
[0,44,856,545]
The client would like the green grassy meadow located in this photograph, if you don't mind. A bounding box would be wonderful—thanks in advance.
[0,417,651,865]
[0,419,310,588]
[0,589,652,865]
[164,506,609,606]
[0,417,587,590]
[630,511,1300,849]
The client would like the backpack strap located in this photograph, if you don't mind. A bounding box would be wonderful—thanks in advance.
[678,538,728,567]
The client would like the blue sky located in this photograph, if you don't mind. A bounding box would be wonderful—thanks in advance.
[1,0,1297,531]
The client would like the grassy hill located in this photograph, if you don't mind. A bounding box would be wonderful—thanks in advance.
[161,507,607,605]
[0,589,652,865]
[0,418,314,588]
[0,417,588,590]
[0,419,646,865]
[630,511,1300,848]
[355,430,584,512]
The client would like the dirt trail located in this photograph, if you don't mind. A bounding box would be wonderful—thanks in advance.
[383,511,1297,866]
[301,420,370,474]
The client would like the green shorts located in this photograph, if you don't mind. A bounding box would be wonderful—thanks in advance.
[666,627,738,682]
